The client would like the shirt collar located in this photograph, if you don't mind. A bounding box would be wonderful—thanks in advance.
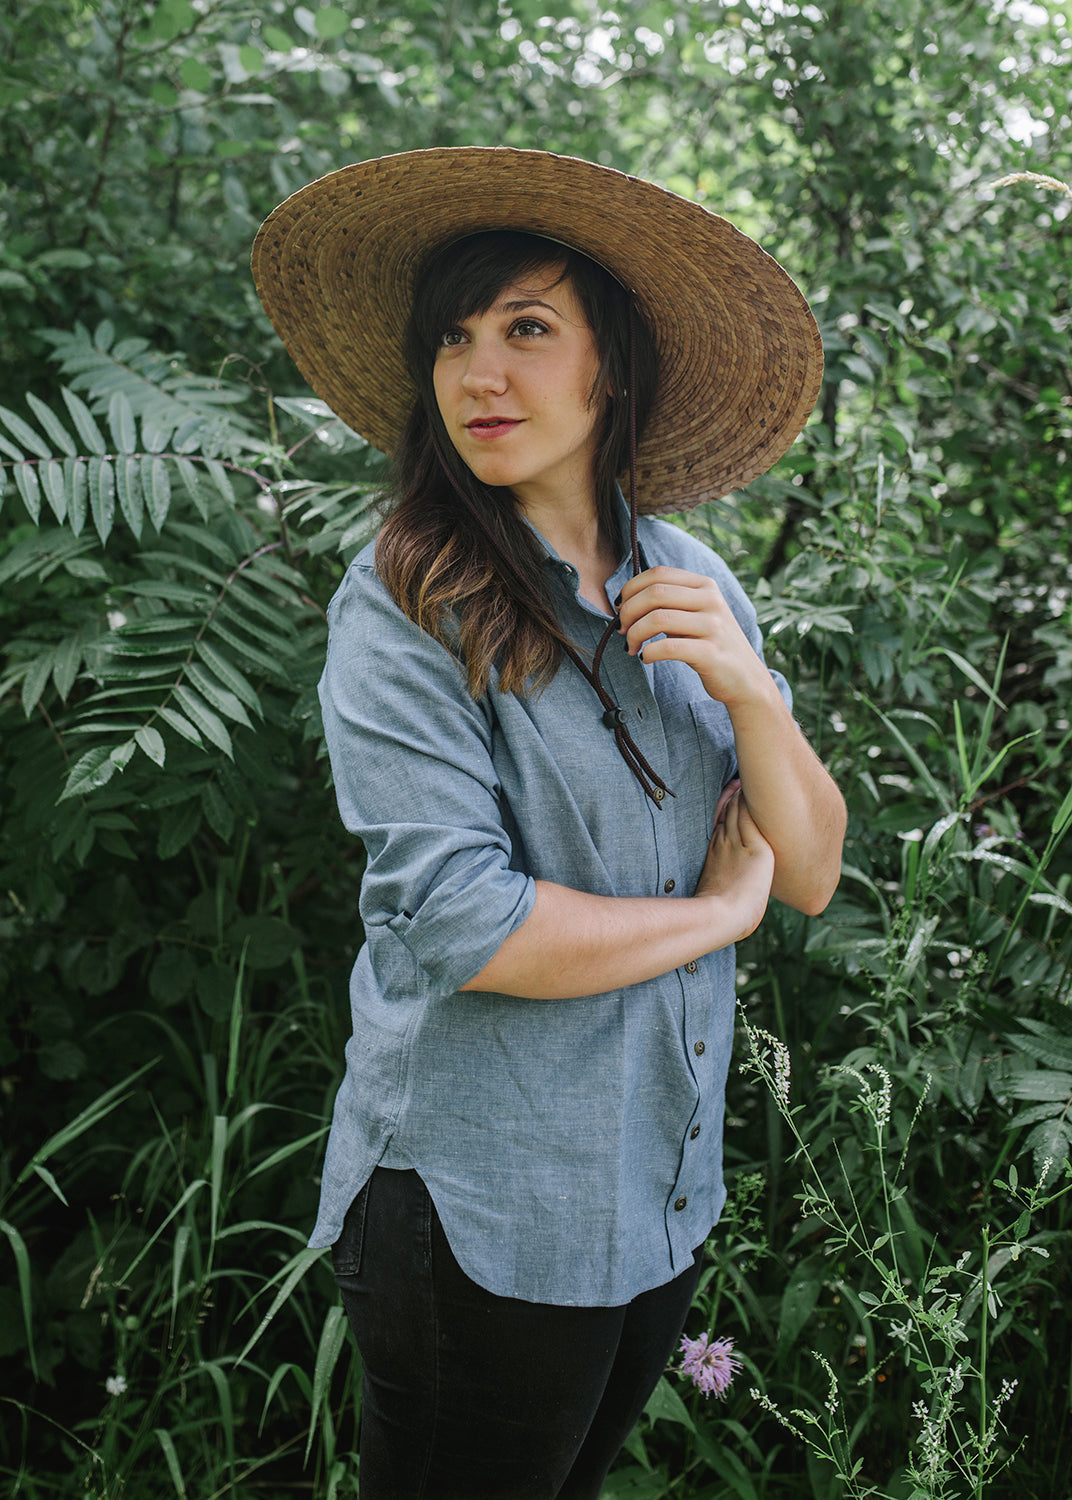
[521,486,647,603]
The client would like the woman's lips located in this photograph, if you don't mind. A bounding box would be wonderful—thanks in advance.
[465,418,522,439]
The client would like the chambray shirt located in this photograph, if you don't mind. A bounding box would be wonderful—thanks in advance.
[310,499,791,1307]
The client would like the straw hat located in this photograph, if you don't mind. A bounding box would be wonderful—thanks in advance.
[251,147,823,515]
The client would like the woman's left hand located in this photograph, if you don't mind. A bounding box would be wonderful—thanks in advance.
[617,566,773,709]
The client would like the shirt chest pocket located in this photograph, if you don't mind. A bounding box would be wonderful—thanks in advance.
[688,699,738,831]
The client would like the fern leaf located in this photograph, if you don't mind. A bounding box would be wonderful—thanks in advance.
[183,663,254,730]
[1007,1027,1072,1071]
[1006,1071,1072,1102]
[14,463,41,522]
[52,635,84,701]
[109,391,138,455]
[157,798,202,859]
[135,726,167,766]
[172,685,233,758]
[0,403,52,458]
[158,705,203,747]
[40,459,68,524]
[115,455,144,538]
[21,651,55,717]
[144,455,171,530]
[204,458,236,504]
[59,744,124,801]
[26,392,77,456]
[61,386,108,455]
[175,456,210,520]
[1025,1118,1071,1184]
[194,640,262,713]
[89,456,116,542]
[66,458,88,535]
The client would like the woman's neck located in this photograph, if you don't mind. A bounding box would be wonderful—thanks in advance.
[517,493,619,616]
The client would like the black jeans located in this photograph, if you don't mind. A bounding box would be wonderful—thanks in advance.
[331,1167,705,1499]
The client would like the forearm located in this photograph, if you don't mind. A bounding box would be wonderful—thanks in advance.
[729,678,846,915]
[459,877,763,1000]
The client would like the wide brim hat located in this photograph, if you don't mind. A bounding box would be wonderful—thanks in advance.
[251,147,823,515]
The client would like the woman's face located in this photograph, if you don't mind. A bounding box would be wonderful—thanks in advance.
[432,265,605,515]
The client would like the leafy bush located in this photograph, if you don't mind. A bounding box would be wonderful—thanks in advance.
[4,1,1072,1496]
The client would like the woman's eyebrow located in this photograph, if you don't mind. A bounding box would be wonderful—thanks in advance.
[495,297,560,314]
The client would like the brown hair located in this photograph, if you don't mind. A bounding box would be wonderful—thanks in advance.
[375,231,658,697]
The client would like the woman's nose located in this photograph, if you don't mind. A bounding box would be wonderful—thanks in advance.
[459,340,508,395]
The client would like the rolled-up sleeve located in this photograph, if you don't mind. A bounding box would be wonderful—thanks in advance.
[319,560,536,996]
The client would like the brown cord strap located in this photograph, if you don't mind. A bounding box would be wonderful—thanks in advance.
[429,298,674,807]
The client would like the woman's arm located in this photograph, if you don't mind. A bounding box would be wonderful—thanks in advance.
[618,567,846,916]
[461,788,774,997]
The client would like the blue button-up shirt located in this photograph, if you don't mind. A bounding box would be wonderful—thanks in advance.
[310,501,791,1306]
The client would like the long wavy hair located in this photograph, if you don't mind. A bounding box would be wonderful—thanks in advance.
[375,231,659,697]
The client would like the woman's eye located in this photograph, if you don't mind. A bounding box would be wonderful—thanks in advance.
[439,328,466,348]
[511,318,548,338]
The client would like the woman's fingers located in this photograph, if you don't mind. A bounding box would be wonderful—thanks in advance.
[713,777,742,828]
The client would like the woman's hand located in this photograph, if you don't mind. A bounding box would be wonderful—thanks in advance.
[694,780,774,940]
[620,567,846,916]
[617,566,773,709]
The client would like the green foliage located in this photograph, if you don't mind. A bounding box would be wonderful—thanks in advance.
[3,0,1072,1496]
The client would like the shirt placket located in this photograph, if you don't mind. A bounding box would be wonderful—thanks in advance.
[569,577,709,1270]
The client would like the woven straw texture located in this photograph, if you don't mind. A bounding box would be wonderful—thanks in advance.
[251,147,823,515]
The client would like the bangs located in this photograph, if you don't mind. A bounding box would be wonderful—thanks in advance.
[407,231,614,375]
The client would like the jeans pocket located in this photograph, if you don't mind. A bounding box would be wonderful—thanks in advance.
[331,1178,371,1281]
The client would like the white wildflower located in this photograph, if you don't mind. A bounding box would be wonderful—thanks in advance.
[105,1374,127,1397]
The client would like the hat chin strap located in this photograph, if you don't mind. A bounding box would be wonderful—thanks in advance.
[432,304,674,807]
[559,303,675,808]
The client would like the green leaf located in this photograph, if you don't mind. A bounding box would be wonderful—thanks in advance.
[0,1219,37,1378]
[40,458,67,523]
[202,778,235,840]
[21,650,54,717]
[173,685,234,757]
[14,464,41,522]
[89,457,116,543]
[26,393,77,455]
[158,706,203,747]
[1007,1072,1072,1102]
[135,725,167,766]
[194,640,262,712]
[314,6,350,38]
[263,24,294,50]
[157,797,203,858]
[643,1375,697,1432]
[144,454,171,530]
[306,1305,348,1462]
[0,403,51,458]
[239,44,263,74]
[154,1427,187,1498]
[59,745,120,800]
[179,56,213,93]
[108,391,137,454]
[115,455,144,538]
[184,662,254,729]
[175,456,209,519]
[52,635,82,701]
[205,458,235,503]
[66,458,88,534]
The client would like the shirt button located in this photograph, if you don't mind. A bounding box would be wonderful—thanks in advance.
[690,1125,701,1140]
[674,1196,687,1211]
[694,1040,706,1056]
[663,878,676,893]
[684,960,697,974]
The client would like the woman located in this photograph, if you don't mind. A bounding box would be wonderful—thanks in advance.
[252,148,845,1498]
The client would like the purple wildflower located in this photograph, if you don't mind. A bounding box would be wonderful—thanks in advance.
[678,1332,742,1399]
